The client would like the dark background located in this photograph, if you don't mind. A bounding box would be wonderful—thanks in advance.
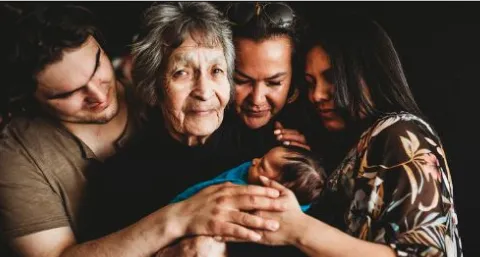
[2,2,478,256]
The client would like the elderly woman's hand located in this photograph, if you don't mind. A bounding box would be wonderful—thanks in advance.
[274,122,310,150]
[170,182,286,242]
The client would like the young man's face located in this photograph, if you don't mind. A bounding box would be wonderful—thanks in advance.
[34,36,120,124]
[248,146,288,184]
[161,35,231,140]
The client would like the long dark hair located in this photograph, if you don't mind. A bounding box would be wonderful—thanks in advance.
[304,14,423,121]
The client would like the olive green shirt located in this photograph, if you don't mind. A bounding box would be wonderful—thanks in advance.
[0,114,135,240]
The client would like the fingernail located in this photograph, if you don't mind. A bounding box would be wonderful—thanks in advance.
[283,141,290,146]
[277,135,282,140]
[274,129,281,135]
[252,233,262,241]
[267,221,279,231]
[259,175,269,183]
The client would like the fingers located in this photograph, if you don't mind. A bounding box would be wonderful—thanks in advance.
[228,210,279,231]
[284,140,311,150]
[259,176,288,192]
[221,184,280,198]
[274,128,310,150]
[274,121,284,130]
[214,236,250,243]
[210,222,262,242]
[228,194,286,211]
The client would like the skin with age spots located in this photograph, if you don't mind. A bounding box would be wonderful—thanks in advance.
[162,36,231,146]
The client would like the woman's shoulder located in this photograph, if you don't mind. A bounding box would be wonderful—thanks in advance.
[366,112,438,141]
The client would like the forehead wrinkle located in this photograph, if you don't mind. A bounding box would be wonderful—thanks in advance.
[169,47,225,71]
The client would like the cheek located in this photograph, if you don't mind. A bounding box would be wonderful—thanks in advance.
[49,97,84,114]
[216,80,231,107]
[164,84,190,110]
[234,86,249,105]
[268,86,290,109]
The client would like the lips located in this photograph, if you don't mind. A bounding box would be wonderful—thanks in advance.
[317,108,336,118]
[242,107,271,117]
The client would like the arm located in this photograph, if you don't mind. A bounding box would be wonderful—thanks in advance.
[249,120,462,257]
[249,177,395,257]
[8,182,285,257]
[11,206,180,257]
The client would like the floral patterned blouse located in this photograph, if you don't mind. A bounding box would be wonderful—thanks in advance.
[318,112,462,257]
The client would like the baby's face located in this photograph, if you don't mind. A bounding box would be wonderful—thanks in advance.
[248,146,287,185]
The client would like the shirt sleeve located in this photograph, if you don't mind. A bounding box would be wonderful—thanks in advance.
[0,139,69,238]
[353,120,462,257]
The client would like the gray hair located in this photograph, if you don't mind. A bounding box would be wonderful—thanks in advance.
[132,2,235,106]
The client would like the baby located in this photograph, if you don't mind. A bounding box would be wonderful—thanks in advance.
[171,145,326,212]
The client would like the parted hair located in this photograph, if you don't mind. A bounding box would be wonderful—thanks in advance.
[132,2,235,107]
[278,145,326,205]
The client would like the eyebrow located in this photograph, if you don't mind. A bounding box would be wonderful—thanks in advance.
[169,52,226,72]
[47,47,102,100]
[235,69,287,81]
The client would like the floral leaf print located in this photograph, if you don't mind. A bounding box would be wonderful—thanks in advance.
[371,115,401,137]
[400,130,420,158]
[425,137,437,147]
[402,164,419,205]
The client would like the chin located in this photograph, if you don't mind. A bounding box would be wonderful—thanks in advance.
[243,117,269,129]
[323,120,346,132]
[187,121,221,137]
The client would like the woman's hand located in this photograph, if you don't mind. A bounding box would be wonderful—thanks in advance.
[253,176,309,246]
[170,182,285,242]
[274,122,310,150]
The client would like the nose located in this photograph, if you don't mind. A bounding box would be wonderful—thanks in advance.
[191,73,214,101]
[249,83,267,105]
[85,80,108,104]
[310,78,333,104]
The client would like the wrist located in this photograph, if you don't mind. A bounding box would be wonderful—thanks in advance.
[157,202,187,240]
[290,213,313,246]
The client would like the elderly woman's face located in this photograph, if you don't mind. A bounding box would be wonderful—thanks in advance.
[161,36,230,139]
[233,36,292,129]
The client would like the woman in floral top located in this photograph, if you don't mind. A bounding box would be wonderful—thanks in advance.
[245,15,462,257]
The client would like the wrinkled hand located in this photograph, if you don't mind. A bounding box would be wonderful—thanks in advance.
[155,236,226,257]
[174,182,286,242]
[274,122,310,150]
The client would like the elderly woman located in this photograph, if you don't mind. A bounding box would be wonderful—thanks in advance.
[92,3,287,257]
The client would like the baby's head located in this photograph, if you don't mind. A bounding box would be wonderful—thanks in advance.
[247,145,326,205]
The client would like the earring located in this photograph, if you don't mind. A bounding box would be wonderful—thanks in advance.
[287,88,299,104]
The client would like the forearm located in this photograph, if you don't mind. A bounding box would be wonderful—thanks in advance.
[61,204,182,257]
[293,215,395,257]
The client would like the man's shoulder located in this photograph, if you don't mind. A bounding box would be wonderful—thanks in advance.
[1,116,66,147]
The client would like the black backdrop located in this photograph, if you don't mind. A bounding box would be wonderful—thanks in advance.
[2,2,479,256]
